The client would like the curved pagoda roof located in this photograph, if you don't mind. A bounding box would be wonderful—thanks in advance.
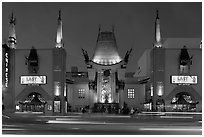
[92,30,122,65]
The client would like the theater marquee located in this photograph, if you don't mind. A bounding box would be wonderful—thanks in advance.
[171,76,197,84]
[20,76,46,85]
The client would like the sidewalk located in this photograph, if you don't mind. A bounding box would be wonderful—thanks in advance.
[137,111,202,120]
[3,111,48,123]
[2,111,202,123]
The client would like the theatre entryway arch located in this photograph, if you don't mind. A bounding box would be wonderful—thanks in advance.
[171,92,198,112]
[19,92,46,112]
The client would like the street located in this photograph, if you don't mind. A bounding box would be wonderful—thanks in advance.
[2,112,202,135]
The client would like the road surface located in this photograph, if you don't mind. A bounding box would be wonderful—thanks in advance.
[2,113,202,135]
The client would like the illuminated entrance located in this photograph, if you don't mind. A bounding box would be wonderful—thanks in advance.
[97,69,117,104]
[171,92,198,112]
[100,70,112,103]
[19,92,46,112]
[82,27,132,112]
[93,69,119,113]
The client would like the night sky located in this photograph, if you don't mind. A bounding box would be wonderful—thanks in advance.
[2,2,202,72]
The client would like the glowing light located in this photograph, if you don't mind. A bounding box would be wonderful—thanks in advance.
[16,105,20,111]
[150,84,153,96]
[56,17,63,44]
[112,60,117,64]
[157,82,164,96]
[54,101,60,112]
[64,84,66,97]
[92,43,122,65]
[93,57,121,65]
[100,75,112,103]
[54,81,61,96]
[160,116,193,119]
[55,12,63,48]
[94,94,97,102]
[56,31,62,44]
[108,94,112,103]
[47,105,52,111]
[139,128,201,131]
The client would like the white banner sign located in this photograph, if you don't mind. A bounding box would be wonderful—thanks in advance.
[21,76,46,84]
[171,76,197,84]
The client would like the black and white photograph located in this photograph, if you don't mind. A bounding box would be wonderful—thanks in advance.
[2,1,202,135]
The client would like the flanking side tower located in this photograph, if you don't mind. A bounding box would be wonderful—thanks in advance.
[151,10,166,111]
[52,10,67,115]
[4,13,17,112]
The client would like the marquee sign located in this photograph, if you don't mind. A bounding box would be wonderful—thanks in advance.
[171,76,197,84]
[20,76,46,85]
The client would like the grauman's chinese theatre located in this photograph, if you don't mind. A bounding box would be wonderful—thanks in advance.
[2,10,201,115]
[2,11,67,115]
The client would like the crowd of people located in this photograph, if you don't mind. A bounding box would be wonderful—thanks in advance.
[79,102,141,115]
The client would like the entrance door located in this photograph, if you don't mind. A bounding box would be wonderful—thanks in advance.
[98,69,117,103]
[171,92,198,112]
[21,92,46,112]
[98,70,113,103]
[156,99,165,112]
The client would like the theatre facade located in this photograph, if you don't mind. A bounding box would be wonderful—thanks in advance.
[135,11,202,112]
[2,11,202,115]
[3,12,67,115]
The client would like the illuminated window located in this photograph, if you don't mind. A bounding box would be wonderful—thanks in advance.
[127,89,135,99]
[78,89,85,99]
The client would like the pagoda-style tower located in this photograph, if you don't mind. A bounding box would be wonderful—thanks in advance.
[92,26,122,65]
[53,10,67,115]
[151,10,165,111]
[82,25,132,108]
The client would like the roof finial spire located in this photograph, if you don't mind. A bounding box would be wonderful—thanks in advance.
[8,12,17,49]
[156,9,159,19]
[98,24,101,32]
[154,9,162,48]
[55,10,63,48]
[58,9,61,21]
[10,12,16,25]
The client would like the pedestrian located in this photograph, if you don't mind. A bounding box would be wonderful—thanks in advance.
[2,104,4,111]
[82,107,86,113]
[130,107,134,116]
